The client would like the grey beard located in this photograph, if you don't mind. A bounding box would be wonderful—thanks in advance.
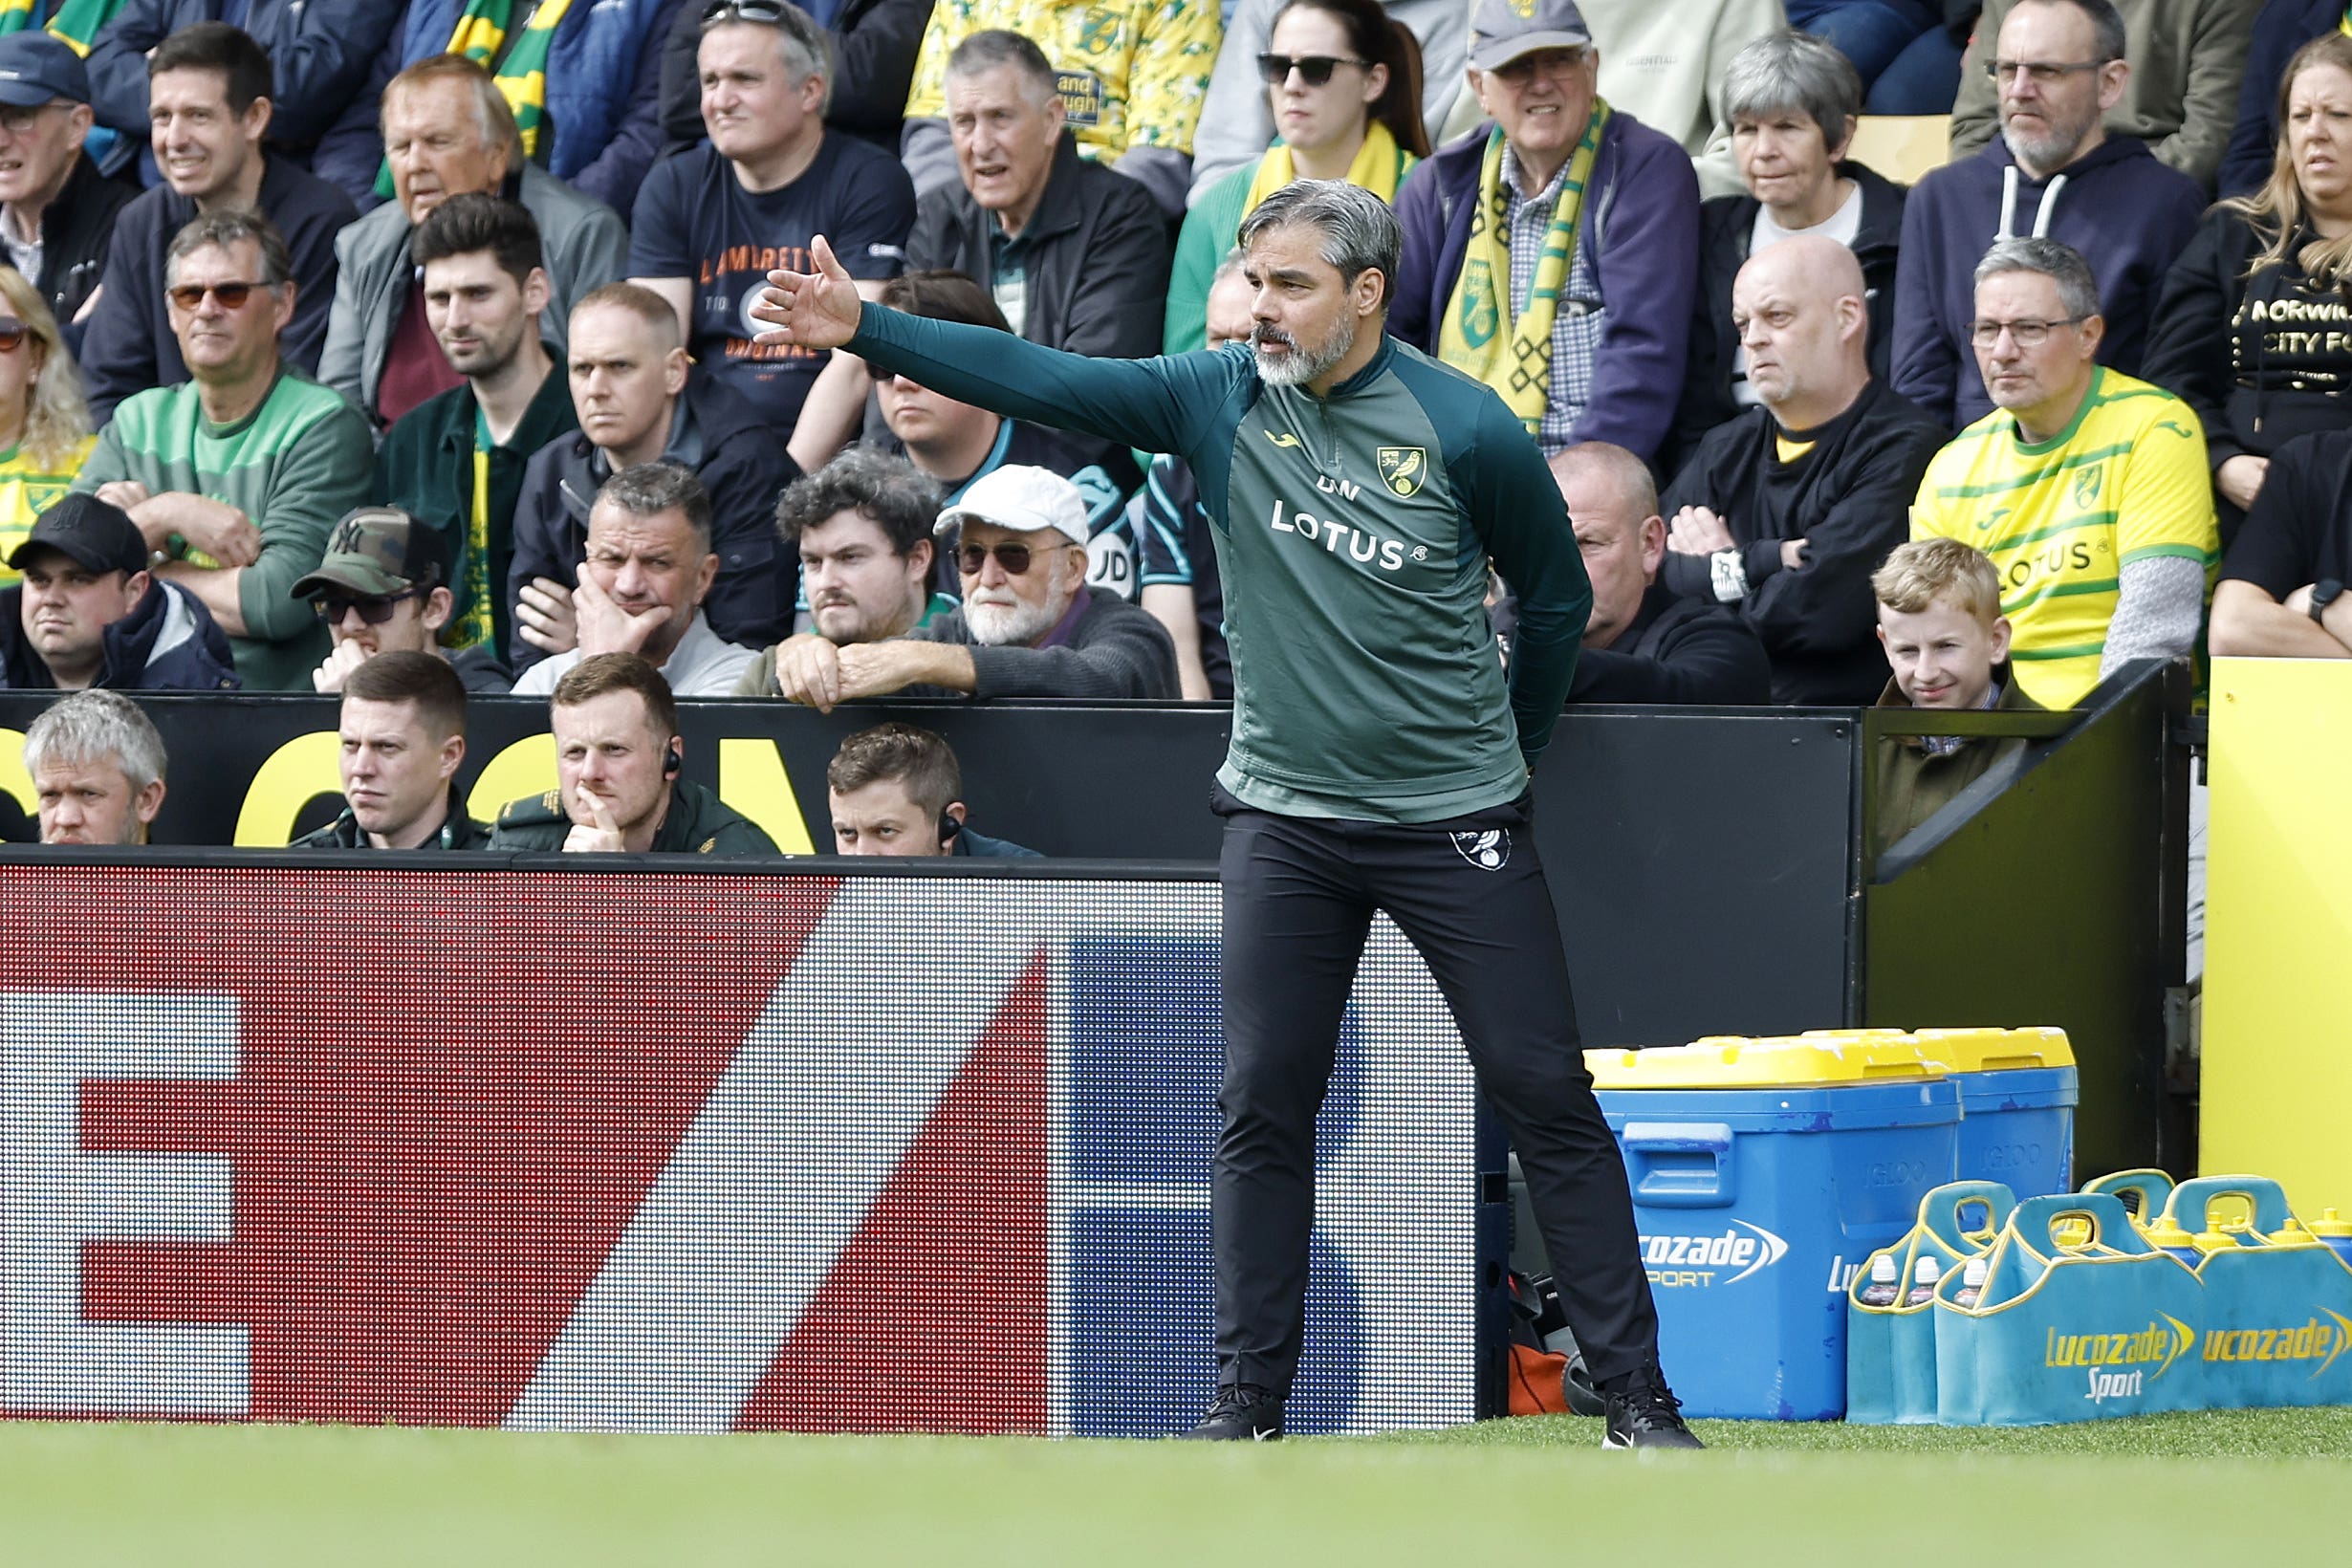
[966,555,1073,645]
[1252,313,1357,387]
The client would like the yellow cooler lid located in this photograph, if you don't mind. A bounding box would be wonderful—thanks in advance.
[1908,1026,2075,1072]
[1585,1033,1949,1089]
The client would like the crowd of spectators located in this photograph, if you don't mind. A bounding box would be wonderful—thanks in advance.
[0,0,2339,860]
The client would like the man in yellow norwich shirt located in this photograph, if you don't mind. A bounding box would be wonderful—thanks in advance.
[1909,236,2216,708]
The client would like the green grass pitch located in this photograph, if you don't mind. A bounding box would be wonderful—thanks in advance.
[4,1411,2346,1566]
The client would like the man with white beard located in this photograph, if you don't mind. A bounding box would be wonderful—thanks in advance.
[773,463,1177,701]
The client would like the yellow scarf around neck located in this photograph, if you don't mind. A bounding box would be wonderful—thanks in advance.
[1437,105,1608,437]
[1241,119,1413,215]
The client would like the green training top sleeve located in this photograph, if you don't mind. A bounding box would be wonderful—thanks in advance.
[1466,393,1591,765]
[849,304,1247,462]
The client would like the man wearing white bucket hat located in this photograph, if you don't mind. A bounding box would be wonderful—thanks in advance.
[773,462,1178,706]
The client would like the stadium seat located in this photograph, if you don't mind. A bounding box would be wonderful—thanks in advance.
[1849,115,1953,185]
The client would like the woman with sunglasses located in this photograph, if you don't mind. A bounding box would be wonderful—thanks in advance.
[1164,0,1427,354]
[0,267,95,588]
[2145,33,2352,548]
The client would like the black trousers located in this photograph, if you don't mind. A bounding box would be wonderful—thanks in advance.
[1211,785,1660,1394]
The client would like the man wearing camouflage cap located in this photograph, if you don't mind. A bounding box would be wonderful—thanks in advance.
[292,506,512,695]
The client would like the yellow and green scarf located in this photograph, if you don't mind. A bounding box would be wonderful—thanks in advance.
[0,0,127,53]
[375,0,576,201]
[1241,120,1414,216]
[1437,105,1608,438]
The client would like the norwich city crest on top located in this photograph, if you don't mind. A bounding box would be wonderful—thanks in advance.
[1378,446,1427,497]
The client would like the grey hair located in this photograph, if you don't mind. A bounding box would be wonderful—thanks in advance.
[1723,29,1862,148]
[1210,246,1248,285]
[596,460,714,554]
[706,0,835,116]
[946,29,1060,111]
[166,208,293,290]
[1975,236,2101,322]
[2017,0,2127,66]
[25,689,167,793]
[1236,180,1401,310]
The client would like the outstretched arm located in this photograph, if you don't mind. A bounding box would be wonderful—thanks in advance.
[751,237,1244,459]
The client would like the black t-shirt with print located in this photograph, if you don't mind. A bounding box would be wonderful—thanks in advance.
[630,136,914,429]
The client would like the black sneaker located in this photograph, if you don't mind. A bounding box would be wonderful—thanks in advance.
[1601,1369,1703,1450]
[1180,1383,1285,1441]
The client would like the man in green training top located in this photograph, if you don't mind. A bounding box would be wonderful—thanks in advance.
[753,178,1698,1449]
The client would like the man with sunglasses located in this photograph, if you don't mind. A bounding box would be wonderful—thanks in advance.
[294,507,514,697]
[77,23,357,424]
[770,462,1175,706]
[1909,237,2216,709]
[0,493,237,692]
[752,177,1699,1448]
[75,207,373,692]
[1389,0,1700,467]
[1891,0,2206,429]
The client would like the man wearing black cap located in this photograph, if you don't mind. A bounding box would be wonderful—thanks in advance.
[0,30,136,331]
[293,506,513,696]
[0,492,237,690]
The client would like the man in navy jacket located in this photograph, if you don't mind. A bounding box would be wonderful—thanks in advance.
[84,0,406,203]
[1388,0,1700,466]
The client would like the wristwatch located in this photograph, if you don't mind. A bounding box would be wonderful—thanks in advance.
[2311,579,2344,622]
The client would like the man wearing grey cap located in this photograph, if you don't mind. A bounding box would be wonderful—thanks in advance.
[772,463,1178,707]
[0,29,136,329]
[0,492,237,690]
[1390,0,1701,468]
[293,506,514,697]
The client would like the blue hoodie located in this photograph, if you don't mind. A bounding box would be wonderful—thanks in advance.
[1890,135,2206,430]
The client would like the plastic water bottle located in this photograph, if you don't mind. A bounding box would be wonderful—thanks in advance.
[1953,1255,1988,1308]
[2145,1216,2202,1268]
[2310,1209,2352,1270]
[1857,1253,1900,1306]
[1905,1254,1942,1307]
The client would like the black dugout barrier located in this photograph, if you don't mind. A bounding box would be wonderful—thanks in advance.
[0,659,2189,1174]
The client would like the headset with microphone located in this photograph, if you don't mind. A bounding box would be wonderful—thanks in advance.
[938,812,963,848]
[664,745,683,778]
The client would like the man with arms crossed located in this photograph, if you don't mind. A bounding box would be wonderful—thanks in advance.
[753,179,1696,1448]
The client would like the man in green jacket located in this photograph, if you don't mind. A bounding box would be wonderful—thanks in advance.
[752,178,1697,1448]
[1871,537,2047,856]
[76,208,372,690]
[487,651,776,856]
[374,193,577,666]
